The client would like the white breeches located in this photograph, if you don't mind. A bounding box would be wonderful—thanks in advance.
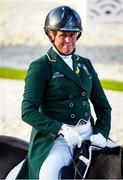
[39,120,93,180]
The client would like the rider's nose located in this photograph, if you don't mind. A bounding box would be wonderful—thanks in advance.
[65,36,70,43]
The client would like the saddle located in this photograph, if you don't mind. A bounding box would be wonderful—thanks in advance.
[60,140,92,179]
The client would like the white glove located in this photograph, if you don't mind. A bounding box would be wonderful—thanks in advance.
[59,124,82,148]
[90,133,106,148]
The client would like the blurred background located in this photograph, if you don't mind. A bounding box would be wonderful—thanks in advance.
[0,0,123,145]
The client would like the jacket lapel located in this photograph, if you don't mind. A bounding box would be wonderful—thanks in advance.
[47,48,85,90]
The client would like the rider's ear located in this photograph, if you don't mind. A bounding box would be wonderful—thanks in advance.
[49,30,57,42]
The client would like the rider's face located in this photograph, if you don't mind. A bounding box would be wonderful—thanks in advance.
[50,31,78,55]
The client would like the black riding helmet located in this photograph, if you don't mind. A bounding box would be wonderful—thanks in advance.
[44,5,82,40]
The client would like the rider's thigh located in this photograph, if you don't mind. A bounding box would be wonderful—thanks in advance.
[39,137,74,180]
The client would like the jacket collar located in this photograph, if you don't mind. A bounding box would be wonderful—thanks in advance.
[47,48,85,90]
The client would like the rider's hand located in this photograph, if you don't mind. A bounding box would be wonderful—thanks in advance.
[59,124,82,148]
[90,133,106,148]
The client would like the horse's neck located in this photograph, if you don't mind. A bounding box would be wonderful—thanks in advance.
[121,148,123,178]
[87,146,123,179]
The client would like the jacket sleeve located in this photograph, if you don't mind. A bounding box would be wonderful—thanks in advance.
[21,58,62,136]
[88,60,112,139]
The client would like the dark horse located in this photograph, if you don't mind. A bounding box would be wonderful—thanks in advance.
[0,135,28,179]
[0,135,123,179]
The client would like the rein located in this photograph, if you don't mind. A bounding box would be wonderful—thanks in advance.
[68,147,83,179]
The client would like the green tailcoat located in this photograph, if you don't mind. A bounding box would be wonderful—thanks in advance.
[16,48,111,179]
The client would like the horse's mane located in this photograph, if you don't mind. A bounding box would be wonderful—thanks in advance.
[94,146,122,156]
[76,140,123,158]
